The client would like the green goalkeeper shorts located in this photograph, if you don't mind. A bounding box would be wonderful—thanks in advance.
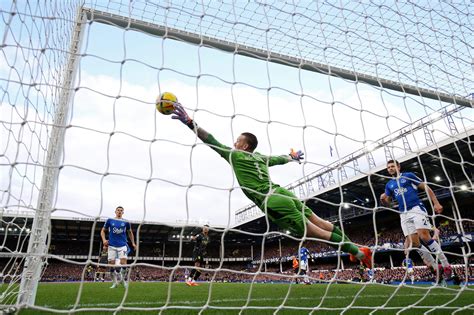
[261,186,313,237]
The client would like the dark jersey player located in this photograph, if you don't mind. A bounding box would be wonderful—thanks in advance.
[186,225,210,286]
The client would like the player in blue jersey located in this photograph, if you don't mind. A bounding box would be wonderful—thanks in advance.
[100,206,137,288]
[367,268,375,283]
[402,257,415,284]
[380,160,452,280]
[298,246,311,284]
[293,246,311,284]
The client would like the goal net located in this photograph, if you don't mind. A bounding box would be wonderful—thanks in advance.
[1,0,472,313]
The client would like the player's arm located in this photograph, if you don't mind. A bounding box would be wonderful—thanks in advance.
[265,149,304,166]
[380,182,393,206]
[127,223,137,250]
[172,103,233,161]
[380,192,391,206]
[100,221,109,246]
[418,182,443,213]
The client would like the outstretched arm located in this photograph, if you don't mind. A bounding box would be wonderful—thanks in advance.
[171,103,209,142]
[171,103,232,160]
[265,149,304,166]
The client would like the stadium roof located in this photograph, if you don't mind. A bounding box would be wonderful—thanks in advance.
[236,130,473,234]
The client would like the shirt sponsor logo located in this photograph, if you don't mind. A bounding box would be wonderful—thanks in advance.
[112,227,125,234]
[394,187,408,196]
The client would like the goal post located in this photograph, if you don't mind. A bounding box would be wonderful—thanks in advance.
[17,8,87,306]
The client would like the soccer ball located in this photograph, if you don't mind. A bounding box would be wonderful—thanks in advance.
[156,92,177,115]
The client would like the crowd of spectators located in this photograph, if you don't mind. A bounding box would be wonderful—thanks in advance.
[38,261,473,285]
[44,219,472,264]
[2,217,470,285]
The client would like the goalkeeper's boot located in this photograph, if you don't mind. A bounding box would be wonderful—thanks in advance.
[360,247,373,269]
[185,279,193,286]
[191,281,199,286]
[110,282,118,289]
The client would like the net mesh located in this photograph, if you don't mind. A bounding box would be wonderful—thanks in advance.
[0,0,472,313]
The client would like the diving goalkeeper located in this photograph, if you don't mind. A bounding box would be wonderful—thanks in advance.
[171,103,372,268]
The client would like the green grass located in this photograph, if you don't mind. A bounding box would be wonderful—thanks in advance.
[4,282,474,314]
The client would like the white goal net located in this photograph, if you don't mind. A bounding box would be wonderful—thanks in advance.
[1,0,472,313]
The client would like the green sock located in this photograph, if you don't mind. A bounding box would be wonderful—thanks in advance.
[329,232,360,256]
[332,225,352,243]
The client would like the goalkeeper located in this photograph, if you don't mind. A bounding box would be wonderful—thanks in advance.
[171,104,372,268]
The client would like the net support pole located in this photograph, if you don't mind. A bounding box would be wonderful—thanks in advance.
[17,8,86,306]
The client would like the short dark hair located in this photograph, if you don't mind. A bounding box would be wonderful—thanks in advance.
[241,132,258,151]
[386,160,400,166]
[116,206,124,210]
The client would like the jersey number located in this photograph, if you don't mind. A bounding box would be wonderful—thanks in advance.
[254,162,263,179]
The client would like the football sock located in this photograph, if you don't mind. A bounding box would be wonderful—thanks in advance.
[416,245,437,269]
[193,270,201,281]
[120,267,128,281]
[332,225,352,242]
[189,269,196,280]
[426,239,450,268]
[329,232,360,256]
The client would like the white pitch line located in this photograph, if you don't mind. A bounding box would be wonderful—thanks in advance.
[66,292,465,308]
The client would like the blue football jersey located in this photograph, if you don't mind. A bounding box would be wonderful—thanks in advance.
[384,172,425,212]
[299,247,310,263]
[402,258,413,268]
[104,218,131,247]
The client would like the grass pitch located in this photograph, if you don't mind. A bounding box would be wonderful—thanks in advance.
[6,282,474,314]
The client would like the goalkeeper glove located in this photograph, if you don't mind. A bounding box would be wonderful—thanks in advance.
[172,103,196,130]
[289,149,304,163]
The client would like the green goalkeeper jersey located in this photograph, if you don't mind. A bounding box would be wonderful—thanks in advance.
[203,133,290,207]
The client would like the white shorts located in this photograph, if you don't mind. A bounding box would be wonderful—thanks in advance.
[406,267,414,274]
[400,205,432,236]
[108,245,128,261]
[299,260,308,271]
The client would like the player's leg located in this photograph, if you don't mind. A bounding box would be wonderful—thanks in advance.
[188,260,201,286]
[300,262,310,284]
[108,246,119,288]
[401,213,444,284]
[412,208,451,277]
[417,228,451,277]
[307,212,352,243]
[405,233,435,269]
[409,269,415,284]
[119,258,128,287]
[266,188,372,268]
[193,258,203,285]
[118,246,129,287]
